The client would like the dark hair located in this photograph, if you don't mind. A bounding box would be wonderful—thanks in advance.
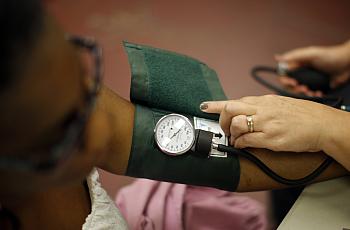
[0,207,20,230]
[0,2,44,228]
[0,0,44,92]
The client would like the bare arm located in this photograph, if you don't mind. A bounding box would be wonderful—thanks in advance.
[237,149,347,192]
[96,85,134,175]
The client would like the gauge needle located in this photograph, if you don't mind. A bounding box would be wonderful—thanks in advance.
[176,130,180,142]
[169,128,182,140]
[162,120,185,147]
[165,127,183,147]
[161,129,180,147]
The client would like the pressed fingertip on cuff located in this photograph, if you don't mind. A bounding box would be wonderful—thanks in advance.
[200,102,208,111]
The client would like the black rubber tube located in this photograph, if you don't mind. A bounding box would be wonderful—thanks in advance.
[217,144,333,186]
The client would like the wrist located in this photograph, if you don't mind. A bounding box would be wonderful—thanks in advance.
[318,106,341,153]
[321,108,350,166]
[341,40,350,70]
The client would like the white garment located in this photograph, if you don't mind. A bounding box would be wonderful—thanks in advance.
[82,169,128,230]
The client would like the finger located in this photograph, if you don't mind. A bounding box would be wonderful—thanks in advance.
[234,132,268,149]
[304,90,316,97]
[315,90,323,97]
[200,100,227,114]
[274,54,283,62]
[276,59,300,70]
[278,47,319,64]
[219,101,257,136]
[279,76,298,87]
[229,115,262,144]
[201,100,256,115]
[276,55,301,71]
[331,71,350,88]
[294,85,309,94]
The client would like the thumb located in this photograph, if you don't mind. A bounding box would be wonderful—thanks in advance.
[200,101,227,114]
[277,47,319,64]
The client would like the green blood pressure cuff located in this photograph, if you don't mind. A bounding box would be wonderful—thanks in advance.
[124,41,240,191]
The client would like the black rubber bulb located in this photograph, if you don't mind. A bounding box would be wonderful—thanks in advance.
[286,66,331,93]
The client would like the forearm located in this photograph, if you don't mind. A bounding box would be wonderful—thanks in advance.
[237,149,348,192]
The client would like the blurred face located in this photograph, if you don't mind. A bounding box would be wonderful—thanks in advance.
[0,15,111,199]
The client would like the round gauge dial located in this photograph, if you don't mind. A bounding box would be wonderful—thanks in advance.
[154,114,195,156]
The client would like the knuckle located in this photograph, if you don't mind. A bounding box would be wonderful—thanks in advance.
[231,116,242,129]
[219,119,230,135]
[223,103,230,113]
[241,96,257,104]
[230,127,240,139]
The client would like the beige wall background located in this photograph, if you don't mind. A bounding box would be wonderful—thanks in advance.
[47,0,350,225]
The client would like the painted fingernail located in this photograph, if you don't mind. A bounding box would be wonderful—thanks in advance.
[200,102,208,111]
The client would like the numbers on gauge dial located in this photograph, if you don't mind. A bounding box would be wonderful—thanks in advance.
[155,115,194,154]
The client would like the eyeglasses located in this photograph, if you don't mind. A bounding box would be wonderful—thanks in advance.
[0,35,103,172]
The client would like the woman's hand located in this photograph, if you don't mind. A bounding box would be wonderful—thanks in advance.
[200,95,338,153]
[277,41,350,96]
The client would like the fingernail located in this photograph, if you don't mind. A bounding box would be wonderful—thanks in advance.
[200,102,208,111]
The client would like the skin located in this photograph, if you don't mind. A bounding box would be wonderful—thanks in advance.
[201,95,349,190]
[0,13,348,228]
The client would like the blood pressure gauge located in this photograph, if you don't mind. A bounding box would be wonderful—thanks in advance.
[154,114,195,156]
